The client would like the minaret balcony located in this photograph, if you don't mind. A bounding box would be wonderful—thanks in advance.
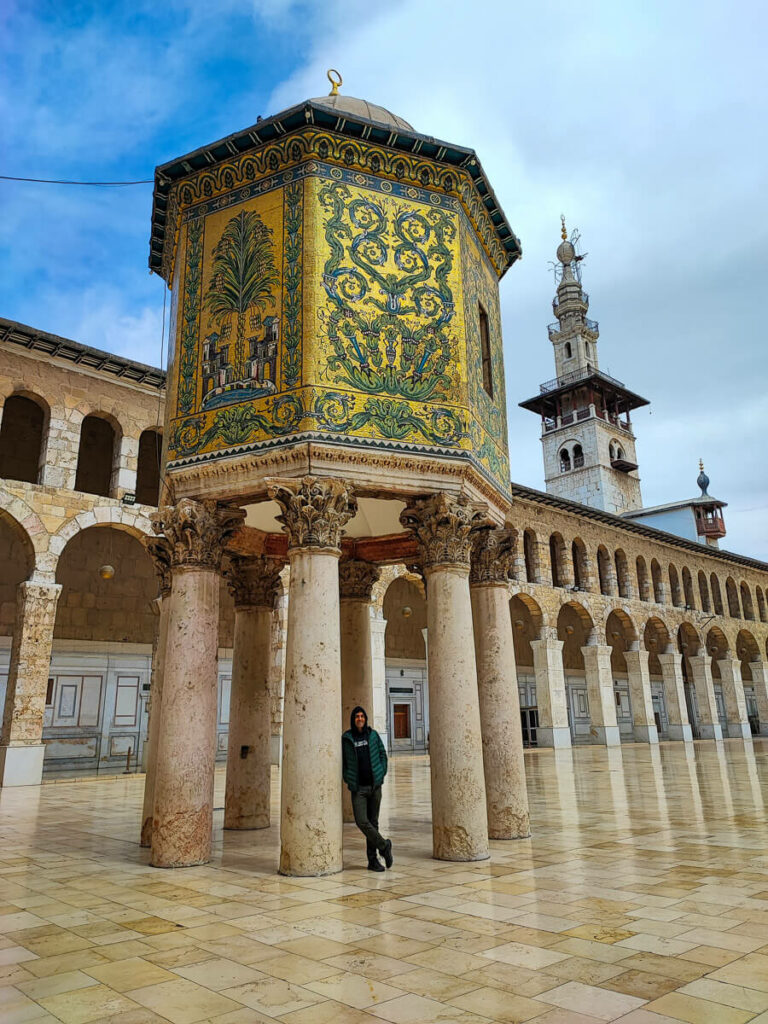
[540,365,619,394]
[548,319,599,342]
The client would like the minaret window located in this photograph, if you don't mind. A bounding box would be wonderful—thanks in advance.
[564,342,572,359]
[559,448,571,473]
[479,304,493,398]
[573,444,584,468]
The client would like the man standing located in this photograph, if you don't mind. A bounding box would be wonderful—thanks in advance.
[342,706,393,871]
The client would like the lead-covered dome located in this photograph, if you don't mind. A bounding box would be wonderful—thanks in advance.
[309,92,414,131]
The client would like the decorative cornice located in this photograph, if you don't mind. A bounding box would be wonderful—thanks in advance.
[339,559,381,600]
[470,527,517,585]
[224,555,284,609]
[267,475,356,553]
[400,492,491,570]
[150,499,245,571]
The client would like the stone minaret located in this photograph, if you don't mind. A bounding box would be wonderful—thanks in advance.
[520,219,649,514]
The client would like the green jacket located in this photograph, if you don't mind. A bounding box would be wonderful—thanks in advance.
[342,728,388,791]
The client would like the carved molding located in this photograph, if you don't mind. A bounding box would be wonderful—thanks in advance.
[266,475,357,553]
[400,492,491,570]
[339,559,381,600]
[145,537,173,595]
[150,499,245,572]
[470,527,517,585]
[224,555,284,609]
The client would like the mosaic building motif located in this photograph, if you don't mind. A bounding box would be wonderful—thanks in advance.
[165,156,510,491]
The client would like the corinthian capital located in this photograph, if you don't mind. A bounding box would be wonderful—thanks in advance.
[145,536,173,595]
[267,476,356,553]
[339,559,381,600]
[150,499,245,572]
[224,555,284,609]
[470,527,517,585]
[399,492,491,571]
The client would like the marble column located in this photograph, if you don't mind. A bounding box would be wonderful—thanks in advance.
[268,475,356,876]
[470,528,530,839]
[625,648,659,744]
[581,644,620,746]
[717,654,751,740]
[749,661,768,736]
[339,559,381,824]
[370,617,388,749]
[531,630,571,748]
[224,555,283,830]
[657,652,692,741]
[400,492,489,861]
[0,580,62,787]
[149,499,245,868]
[140,542,172,847]
[688,653,723,740]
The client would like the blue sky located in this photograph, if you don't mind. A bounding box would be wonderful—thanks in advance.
[2,0,766,557]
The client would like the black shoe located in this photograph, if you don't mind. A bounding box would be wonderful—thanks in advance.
[382,839,393,869]
[367,856,385,872]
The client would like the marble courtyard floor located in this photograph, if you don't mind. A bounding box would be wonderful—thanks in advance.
[2,744,768,1024]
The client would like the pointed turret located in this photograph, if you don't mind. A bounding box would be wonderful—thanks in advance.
[519,220,650,514]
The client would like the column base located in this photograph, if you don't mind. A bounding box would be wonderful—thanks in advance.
[668,723,693,742]
[727,722,752,740]
[592,726,621,747]
[537,726,572,749]
[699,723,723,740]
[633,725,659,744]
[0,744,45,786]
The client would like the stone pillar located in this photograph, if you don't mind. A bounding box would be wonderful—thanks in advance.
[657,652,692,741]
[224,555,283,830]
[0,581,62,786]
[688,654,723,740]
[625,648,659,744]
[531,630,571,748]
[140,541,172,846]
[717,654,751,740]
[581,644,620,746]
[149,499,245,868]
[339,559,381,824]
[370,617,388,748]
[268,476,356,876]
[470,528,530,839]
[749,661,768,737]
[400,492,489,861]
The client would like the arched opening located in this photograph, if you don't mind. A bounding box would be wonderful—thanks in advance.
[559,448,571,473]
[383,576,428,753]
[643,617,671,738]
[725,577,740,619]
[651,559,664,604]
[710,574,724,616]
[614,549,631,598]
[636,556,650,602]
[597,545,614,596]
[740,583,755,621]
[644,617,671,676]
[572,443,584,469]
[523,529,539,584]
[479,304,493,398]
[564,342,572,359]
[74,414,120,498]
[557,602,594,744]
[682,567,695,610]
[571,538,588,591]
[0,393,48,484]
[606,609,637,740]
[698,571,711,613]
[510,594,543,748]
[0,511,35,644]
[706,626,729,685]
[677,621,703,737]
[757,586,767,623]
[549,533,567,588]
[135,429,162,507]
[668,564,683,608]
[736,630,761,733]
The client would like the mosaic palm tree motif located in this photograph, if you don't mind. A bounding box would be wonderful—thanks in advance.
[319,182,456,402]
[204,209,279,386]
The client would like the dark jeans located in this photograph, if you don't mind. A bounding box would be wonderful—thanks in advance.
[351,785,385,860]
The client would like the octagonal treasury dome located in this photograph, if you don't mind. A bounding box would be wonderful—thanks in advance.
[308,92,414,131]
